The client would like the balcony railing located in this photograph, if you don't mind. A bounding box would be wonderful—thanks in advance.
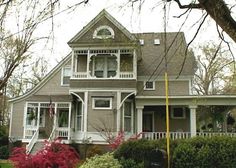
[141,132,236,140]
[72,71,135,79]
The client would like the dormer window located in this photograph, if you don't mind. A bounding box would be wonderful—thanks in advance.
[93,25,114,39]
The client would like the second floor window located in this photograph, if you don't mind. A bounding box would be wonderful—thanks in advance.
[90,54,117,78]
[61,66,71,85]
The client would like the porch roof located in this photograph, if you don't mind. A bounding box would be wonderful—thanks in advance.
[136,95,236,107]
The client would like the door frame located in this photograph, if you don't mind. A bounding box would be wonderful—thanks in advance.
[143,111,155,132]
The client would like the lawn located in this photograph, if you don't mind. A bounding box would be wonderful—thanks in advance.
[0,162,13,168]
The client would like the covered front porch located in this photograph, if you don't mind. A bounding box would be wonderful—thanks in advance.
[136,95,236,140]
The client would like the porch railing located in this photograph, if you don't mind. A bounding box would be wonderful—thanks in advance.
[142,132,236,140]
[24,128,37,139]
[26,127,39,154]
[72,71,135,79]
[56,128,69,138]
[48,127,56,142]
[142,132,191,140]
[197,132,236,138]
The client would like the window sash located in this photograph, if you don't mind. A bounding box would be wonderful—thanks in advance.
[93,98,112,109]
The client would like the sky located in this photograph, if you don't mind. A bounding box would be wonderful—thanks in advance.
[7,0,236,70]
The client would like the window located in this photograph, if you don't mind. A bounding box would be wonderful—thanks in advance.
[144,81,155,90]
[124,101,133,132]
[26,106,38,127]
[90,54,117,78]
[93,98,112,109]
[93,25,114,39]
[61,66,71,85]
[76,102,82,131]
[171,107,186,119]
[58,108,69,127]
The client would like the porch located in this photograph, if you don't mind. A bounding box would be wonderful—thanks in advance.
[71,49,137,80]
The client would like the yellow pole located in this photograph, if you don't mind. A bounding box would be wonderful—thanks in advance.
[165,72,170,168]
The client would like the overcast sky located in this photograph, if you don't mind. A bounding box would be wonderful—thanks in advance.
[19,0,236,69]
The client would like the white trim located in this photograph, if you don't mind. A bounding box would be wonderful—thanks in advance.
[144,81,155,90]
[84,91,88,132]
[123,100,134,133]
[61,65,71,86]
[118,91,136,109]
[92,97,112,110]
[9,103,13,137]
[117,91,121,132]
[93,25,115,39]
[137,107,143,134]
[171,106,186,119]
[70,88,136,92]
[70,92,85,104]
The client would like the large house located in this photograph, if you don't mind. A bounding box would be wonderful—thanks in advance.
[8,10,236,152]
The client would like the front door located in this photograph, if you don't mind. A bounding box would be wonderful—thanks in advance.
[143,113,154,132]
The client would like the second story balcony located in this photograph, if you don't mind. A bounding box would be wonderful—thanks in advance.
[71,49,137,80]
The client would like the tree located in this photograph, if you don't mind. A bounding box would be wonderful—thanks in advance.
[168,0,236,43]
[193,42,233,95]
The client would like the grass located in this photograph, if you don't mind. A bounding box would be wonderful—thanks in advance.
[0,163,13,168]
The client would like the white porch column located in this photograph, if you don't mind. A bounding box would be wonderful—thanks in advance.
[137,106,144,134]
[68,103,72,140]
[84,91,88,133]
[189,105,197,137]
[117,91,121,132]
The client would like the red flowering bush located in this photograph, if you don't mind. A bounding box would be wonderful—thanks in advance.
[10,139,80,168]
[108,131,125,150]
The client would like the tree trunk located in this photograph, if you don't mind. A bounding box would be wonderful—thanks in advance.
[198,0,236,43]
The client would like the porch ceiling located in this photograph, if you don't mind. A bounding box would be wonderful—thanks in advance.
[136,95,236,106]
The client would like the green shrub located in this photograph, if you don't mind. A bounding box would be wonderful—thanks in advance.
[0,145,9,159]
[119,157,144,168]
[80,152,122,168]
[114,139,177,165]
[172,136,236,168]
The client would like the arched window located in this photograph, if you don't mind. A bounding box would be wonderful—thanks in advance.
[93,25,115,39]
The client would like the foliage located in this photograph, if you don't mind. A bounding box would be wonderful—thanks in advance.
[114,139,172,164]
[86,145,104,158]
[172,136,236,168]
[119,157,144,168]
[109,131,125,150]
[0,145,9,159]
[10,139,80,168]
[79,152,122,168]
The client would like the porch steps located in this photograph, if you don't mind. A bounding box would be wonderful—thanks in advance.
[30,141,45,155]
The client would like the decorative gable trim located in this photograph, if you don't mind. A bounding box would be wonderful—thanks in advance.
[68,9,137,45]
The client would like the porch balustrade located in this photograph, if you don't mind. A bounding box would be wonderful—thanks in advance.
[24,128,37,139]
[72,71,135,79]
[142,132,191,140]
[142,132,236,140]
[26,128,39,154]
[56,128,69,138]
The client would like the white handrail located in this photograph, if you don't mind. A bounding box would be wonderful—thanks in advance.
[48,127,56,142]
[26,127,39,154]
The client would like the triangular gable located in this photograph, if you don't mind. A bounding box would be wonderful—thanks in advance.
[68,9,137,46]
[9,54,71,103]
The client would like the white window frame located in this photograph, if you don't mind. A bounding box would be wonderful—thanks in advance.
[93,25,115,39]
[91,54,117,78]
[92,98,112,110]
[123,101,133,133]
[171,107,186,119]
[61,66,71,86]
[144,81,155,90]
[76,101,83,132]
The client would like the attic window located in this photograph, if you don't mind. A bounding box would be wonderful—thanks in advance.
[93,25,114,39]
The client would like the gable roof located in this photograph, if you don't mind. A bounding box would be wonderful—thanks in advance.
[67,9,137,45]
[9,54,71,103]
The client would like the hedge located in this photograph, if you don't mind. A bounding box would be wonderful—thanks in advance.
[172,136,236,168]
